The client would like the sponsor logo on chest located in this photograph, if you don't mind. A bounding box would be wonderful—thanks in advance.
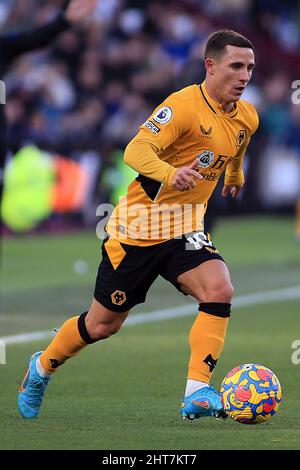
[200,124,212,139]
[197,150,214,168]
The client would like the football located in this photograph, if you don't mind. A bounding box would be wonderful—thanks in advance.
[220,363,282,424]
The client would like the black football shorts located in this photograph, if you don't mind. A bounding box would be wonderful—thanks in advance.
[94,231,224,312]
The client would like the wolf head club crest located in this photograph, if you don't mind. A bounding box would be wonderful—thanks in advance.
[237,129,246,147]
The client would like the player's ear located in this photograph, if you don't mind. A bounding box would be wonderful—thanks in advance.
[205,58,216,75]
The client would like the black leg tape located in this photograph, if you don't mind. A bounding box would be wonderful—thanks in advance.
[78,311,97,344]
[198,302,231,318]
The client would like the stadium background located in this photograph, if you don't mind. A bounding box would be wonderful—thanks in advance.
[1,0,300,451]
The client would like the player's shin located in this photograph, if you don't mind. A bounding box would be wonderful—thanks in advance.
[188,303,231,383]
[39,312,94,374]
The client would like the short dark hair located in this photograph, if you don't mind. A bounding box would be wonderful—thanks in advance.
[204,30,253,60]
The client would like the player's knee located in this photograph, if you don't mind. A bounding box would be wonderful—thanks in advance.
[202,281,234,303]
[91,323,121,340]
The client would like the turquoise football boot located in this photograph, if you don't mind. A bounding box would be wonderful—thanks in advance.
[18,351,51,419]
[181,385,227,420]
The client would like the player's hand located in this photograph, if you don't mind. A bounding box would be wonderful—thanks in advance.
[172,159,203,191]
[222,184,244,198]
[65,0,96,24]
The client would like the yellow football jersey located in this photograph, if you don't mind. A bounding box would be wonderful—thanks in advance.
[106,81,259,245]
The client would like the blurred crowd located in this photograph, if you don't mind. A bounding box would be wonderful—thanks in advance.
[1,0,300,215]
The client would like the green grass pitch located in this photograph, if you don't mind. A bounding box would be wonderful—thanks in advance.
[1,216,300,450]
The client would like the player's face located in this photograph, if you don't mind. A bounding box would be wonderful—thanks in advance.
[208,45,255,104]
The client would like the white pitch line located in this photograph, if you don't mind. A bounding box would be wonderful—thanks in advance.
[1,285,300,346]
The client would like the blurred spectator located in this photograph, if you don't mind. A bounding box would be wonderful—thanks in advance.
[101,92,150,147]
[1,0,300,230]
[261,73,292,143]
[3,0,299,152]
[0,0,96,211]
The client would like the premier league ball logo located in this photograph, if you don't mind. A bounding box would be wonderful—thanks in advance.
[153,106,173,124]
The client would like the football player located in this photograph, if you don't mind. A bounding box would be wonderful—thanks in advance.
[18,30,258,420]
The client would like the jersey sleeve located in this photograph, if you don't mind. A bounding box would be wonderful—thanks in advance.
[139,93,193,150]
[224,102,259,187]
[224,137,249,187]
[123,92,193,187]
[124,137,177,187]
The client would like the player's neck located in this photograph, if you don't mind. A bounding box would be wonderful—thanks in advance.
[219,100,235,114]
[204,82,235,114]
